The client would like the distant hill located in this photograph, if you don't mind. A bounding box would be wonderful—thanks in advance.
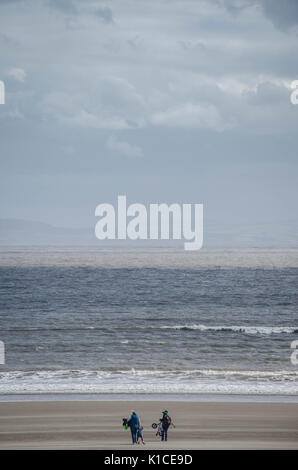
[206,220,298,249]
[0,218,297,248]
[0,219,95,245]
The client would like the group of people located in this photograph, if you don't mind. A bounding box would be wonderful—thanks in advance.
[126,410,173,445]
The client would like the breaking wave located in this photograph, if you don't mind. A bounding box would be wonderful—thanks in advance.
[159,325,298,335]
[0,368,297,396]
[2,325,297,335]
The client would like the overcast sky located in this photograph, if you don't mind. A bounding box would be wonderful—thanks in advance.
[0,0,297,236]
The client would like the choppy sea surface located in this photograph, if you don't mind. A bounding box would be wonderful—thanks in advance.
[0,247,298,399]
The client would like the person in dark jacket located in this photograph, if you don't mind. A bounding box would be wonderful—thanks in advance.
[160,410,172,442]
[127,411,140,444]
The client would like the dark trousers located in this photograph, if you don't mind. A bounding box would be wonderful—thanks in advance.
[161,426,168,441]
[131,427,138,443]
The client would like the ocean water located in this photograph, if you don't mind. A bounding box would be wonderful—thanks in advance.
[0,247,298,398]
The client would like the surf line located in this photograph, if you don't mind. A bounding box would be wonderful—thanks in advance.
[95,195,203,251]
[0,341,5,365]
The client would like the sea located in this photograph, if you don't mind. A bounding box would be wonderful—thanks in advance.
[0,247,298,401]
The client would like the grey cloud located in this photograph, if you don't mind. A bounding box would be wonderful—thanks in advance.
[259,0,298,30]
[0,0,23,3]
[94,6,113,23]
[127,35,144,49]
[40,76,147,130]
[106,135,144,158]
[220,0,298,29]
[244,81,290,106]
[47,0,77,15]
[179,40,206,51]
[40,91,129,130]
[218,0,252,14]
[0,32,19,46]
[151,102,230,132]
[7,67,26,83]
[46,0,114,22]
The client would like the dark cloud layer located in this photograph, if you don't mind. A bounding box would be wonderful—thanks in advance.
[221,0,298,29]
[260,0,298,29]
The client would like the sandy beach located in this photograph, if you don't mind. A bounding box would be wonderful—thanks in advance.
[0,400,297,449]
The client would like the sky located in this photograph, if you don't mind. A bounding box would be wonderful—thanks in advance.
[0,0,297,243]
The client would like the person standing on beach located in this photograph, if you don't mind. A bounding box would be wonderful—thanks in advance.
[127,410,140,445]
[160,410,172,442]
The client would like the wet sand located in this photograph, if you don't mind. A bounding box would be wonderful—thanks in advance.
[0,400,298,449]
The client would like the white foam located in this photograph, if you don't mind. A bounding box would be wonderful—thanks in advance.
[159,324,298,335]
[0,368,297,395]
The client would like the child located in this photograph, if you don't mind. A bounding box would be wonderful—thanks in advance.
[137,425,145,445]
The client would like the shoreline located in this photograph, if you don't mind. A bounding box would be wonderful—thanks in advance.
[1,392,298,403]
[0,400,297,449]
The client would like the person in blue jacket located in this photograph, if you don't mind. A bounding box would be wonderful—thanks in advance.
[127,410,140,444]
